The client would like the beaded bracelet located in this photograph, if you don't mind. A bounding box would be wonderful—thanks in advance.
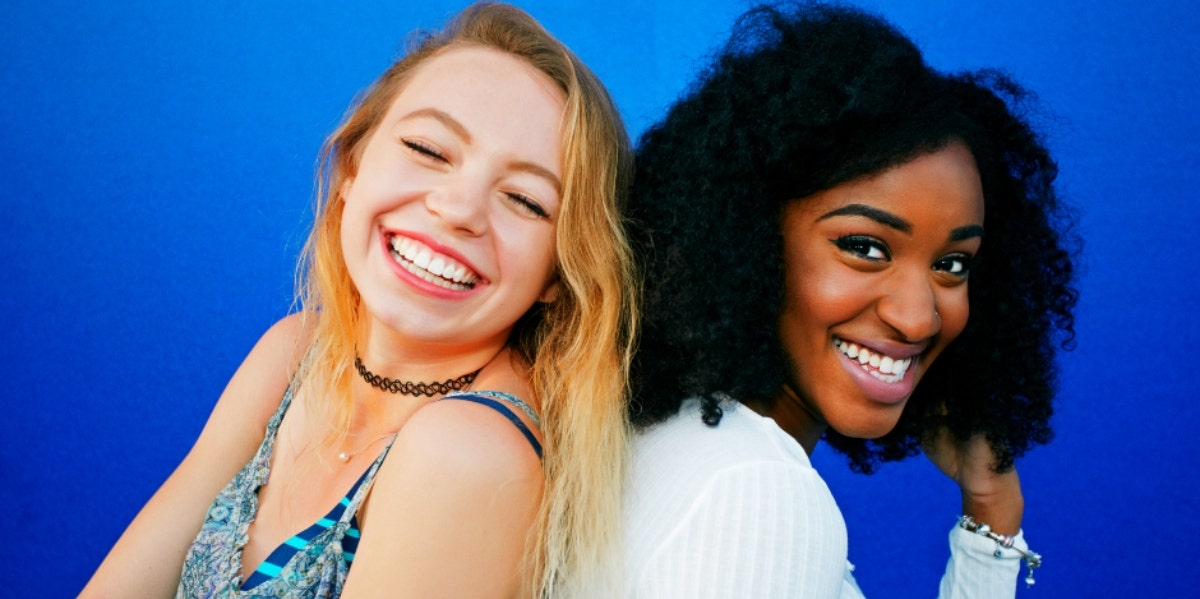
[957,515,1043,587]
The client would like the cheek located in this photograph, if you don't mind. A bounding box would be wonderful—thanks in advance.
[779,261,873,381]
[499,221,558,287]
[786,260,874,328]
[937,287,971,345]
[338,195,370,256]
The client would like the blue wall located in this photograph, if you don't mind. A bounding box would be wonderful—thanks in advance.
[3,1,1196,596]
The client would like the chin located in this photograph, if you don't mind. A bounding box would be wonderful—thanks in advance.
[828,412,905,441]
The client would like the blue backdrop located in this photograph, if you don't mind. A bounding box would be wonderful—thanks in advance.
[4,1,1197,596]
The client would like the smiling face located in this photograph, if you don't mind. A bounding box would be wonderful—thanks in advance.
[339,46,565,356]
[777,141,985,441]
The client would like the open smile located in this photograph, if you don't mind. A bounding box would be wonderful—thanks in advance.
[387,234,480,291]
[831,336,922,405]
[833,338,913,383]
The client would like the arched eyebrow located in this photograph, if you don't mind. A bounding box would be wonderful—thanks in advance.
[511,161,562,196]
[818,203,985,241]
[950,225,985,241]
[818,204,911,233]
[397,108,562,194]
[399,108,473,143]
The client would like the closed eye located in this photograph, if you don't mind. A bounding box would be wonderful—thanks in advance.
[505,192,550,219]
[402,139,448,163]
[833,235,890,261]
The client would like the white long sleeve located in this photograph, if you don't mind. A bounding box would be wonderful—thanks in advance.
[624,399,1025,598]
[940,525,1028,596]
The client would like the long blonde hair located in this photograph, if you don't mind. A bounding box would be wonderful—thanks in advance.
[294,2,636,595]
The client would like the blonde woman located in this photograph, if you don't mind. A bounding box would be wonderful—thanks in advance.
[82,3,635,597]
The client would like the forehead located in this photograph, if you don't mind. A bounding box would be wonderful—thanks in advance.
[795,141,985,226]
[389,45,565,124]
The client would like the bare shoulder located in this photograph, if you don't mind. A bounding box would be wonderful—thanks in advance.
[340,395,544,596]
[194,312,313,459]
[388,397,543,485]
[177,313,313,482]
[247,312,312,379]
[79,313,315,598]
[218,313,312,425]
[361,396,545,526]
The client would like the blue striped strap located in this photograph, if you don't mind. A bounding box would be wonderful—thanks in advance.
[439,395,543,459]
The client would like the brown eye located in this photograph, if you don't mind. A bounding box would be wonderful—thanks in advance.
[934,254,975,277]
[833,236,890,261]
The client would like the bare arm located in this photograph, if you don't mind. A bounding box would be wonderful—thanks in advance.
[924,430,1023,535]
[80,315,306,598]
[340,399,544,599]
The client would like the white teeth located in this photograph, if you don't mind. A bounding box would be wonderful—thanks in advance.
[428,257,446,277]
[879,356,894,374]
[414,248,432,269]
[386,235,479,289]
[834,338,914,384]
[868,369,902,383]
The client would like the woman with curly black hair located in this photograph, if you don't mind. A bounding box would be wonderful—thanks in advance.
[623,3,1078,597]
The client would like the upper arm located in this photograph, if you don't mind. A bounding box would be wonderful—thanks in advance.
[633,461,848,599]
[81,314,308,598]
[341,399,545,599]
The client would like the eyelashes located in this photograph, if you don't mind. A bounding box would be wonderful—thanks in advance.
[936,253,983,275]
[401,138,551,220]
[505,192,549,219]
[832,235,977,278]
[833,235,889,261]
[403,139,447,162]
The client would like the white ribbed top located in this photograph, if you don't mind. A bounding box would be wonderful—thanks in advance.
[624,399,1026,598]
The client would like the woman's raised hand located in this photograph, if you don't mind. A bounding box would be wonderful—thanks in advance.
[924,429,1024,536]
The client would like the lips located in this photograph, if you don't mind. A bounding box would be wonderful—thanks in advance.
[387,234,480,291]
[833,338,912,383]
[830,336,923,405]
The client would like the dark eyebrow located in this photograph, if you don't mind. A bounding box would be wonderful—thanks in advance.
[818,203,984,241]
[398,108,472,143]
[950,225,985,241]
[817,204,911,233]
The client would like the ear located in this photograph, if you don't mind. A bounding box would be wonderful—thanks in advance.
[537,278,560,304]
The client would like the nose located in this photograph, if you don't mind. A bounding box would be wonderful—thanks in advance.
[425,172,489,235]
[875,267,941,343]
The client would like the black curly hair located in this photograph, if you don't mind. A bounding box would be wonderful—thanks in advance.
[627,2,1079,473]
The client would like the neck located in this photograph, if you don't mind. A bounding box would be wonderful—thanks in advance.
[747,384,827,455]
[357,318,510,383]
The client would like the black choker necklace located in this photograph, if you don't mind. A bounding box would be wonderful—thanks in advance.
[354,356,481,397]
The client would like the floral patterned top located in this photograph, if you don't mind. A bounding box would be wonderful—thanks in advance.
[174,386,540,598]
[175,385,393,598]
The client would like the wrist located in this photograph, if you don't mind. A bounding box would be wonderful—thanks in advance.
[956,514,1043,587]
[960,468,1023,535]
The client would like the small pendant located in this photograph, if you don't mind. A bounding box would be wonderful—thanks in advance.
[337,452,350,462]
